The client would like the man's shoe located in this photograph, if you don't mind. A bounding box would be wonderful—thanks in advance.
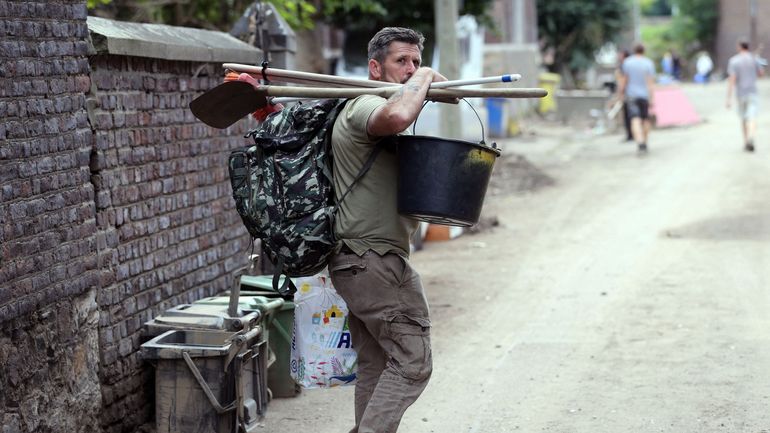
[745,141,755,152]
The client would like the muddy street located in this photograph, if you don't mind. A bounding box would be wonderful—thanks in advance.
[261,81,770,433]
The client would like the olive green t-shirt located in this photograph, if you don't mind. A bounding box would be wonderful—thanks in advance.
[331,95,418,257]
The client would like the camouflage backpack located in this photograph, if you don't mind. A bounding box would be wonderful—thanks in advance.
[228,99,380,295]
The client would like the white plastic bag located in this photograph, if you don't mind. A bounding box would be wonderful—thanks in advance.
[290,272,357,388]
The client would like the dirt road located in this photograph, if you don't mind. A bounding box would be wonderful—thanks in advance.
[261,81,770,433]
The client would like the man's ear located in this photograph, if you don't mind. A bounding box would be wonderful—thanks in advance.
[369,59,381,80]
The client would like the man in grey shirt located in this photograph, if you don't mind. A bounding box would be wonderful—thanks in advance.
[619,43,656,153]
[726,39,764,152]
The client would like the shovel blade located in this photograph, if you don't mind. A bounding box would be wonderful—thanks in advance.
[189,81,268,129]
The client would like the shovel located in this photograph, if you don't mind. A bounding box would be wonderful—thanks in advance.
[189,81,548,129]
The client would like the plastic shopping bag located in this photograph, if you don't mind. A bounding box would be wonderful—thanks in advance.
[290,272,357,388]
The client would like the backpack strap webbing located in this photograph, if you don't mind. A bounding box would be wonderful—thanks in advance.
[273,257,298,296]
[333,142,384,211]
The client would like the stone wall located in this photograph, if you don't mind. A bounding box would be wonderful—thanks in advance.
[88,54,252,433]
[1,3,258,432]
[1,1,102,431]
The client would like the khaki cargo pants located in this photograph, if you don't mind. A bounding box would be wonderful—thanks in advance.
[329,249,432,433]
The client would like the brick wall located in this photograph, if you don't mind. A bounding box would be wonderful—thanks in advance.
[88,55,252,433]
[0,1,103,431]
[1,2,256,432]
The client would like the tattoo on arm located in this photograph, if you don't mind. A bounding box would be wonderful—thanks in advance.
[388,86,405,104]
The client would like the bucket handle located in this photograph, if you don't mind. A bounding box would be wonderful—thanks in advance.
[182,351,237,414]
[412,99,492,146]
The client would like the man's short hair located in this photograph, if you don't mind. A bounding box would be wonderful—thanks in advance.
[634,43,645,55]
[738,38,750,50]
[367,27,425,63]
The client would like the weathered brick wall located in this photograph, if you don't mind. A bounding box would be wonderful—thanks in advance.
[88,55,252,433]
[1,2,255,432]
[0,1,103,432]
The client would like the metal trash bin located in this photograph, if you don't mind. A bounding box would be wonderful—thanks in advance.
[143,303,269,420]
[141,328,265,433]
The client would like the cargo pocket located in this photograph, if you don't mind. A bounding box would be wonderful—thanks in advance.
[329,256,368,305]
[384,316,432,381]
[329,258,367,279]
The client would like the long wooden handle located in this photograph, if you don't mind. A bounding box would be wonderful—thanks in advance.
[262,85,548,100]
[223,63,523,90]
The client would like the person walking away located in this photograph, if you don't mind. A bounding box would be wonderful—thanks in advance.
[613,49,633,142]
[726,39,764,152]
[328,27,450,433]
[671,50,682,81]
[661,50,674,78]
[619,43,656,153]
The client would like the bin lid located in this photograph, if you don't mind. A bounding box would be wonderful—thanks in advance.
[146,304,227,329]
[144,303,262,336]
[240,275,286,291]
[194,295,283,312]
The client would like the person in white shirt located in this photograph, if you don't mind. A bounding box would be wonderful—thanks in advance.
[695,51,713,83]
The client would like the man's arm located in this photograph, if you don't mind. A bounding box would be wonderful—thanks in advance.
[646,73,655,106]
[366,67,445,137]
[726,73,736,108]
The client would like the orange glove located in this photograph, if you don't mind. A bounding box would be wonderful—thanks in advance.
[223,71,284,122]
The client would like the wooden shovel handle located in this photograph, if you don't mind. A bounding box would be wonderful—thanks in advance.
[261,85,548,100]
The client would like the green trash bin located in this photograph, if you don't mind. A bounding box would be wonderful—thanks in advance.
[236,275,300,398]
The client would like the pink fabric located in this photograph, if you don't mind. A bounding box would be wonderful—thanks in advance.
[650,86,701,127]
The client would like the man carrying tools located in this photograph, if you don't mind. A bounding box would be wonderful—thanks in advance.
[327,27,448,433]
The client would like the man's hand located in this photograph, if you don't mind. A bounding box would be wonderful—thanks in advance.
[424,69,460,104]
[223,71,284,122]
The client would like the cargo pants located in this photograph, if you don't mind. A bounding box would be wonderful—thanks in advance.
[329,249,432,433]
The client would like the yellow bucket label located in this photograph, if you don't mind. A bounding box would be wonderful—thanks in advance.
[464,148,496,168]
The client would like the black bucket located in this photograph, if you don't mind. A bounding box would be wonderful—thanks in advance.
[397,135,501,227]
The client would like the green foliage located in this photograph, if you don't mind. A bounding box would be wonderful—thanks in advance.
[641,21,676,63]
[671,0,718,51]
[640,0,672,16]
[321,0,388,21]
[321,0,494,37]
[86,0,111,9]
[640,0,718,67]
[266,0,317,30]
[537,0,629,80]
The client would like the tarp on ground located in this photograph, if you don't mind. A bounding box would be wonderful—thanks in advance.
[650,85,701,128]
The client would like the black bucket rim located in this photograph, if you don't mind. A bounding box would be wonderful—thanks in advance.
[398,134,502,157]
[399,211,476,227]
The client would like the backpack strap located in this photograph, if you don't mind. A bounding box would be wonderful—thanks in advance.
[333,141,385,211]
[273,257,298,296]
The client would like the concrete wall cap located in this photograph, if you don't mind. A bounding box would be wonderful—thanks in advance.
[87,16,260,63]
